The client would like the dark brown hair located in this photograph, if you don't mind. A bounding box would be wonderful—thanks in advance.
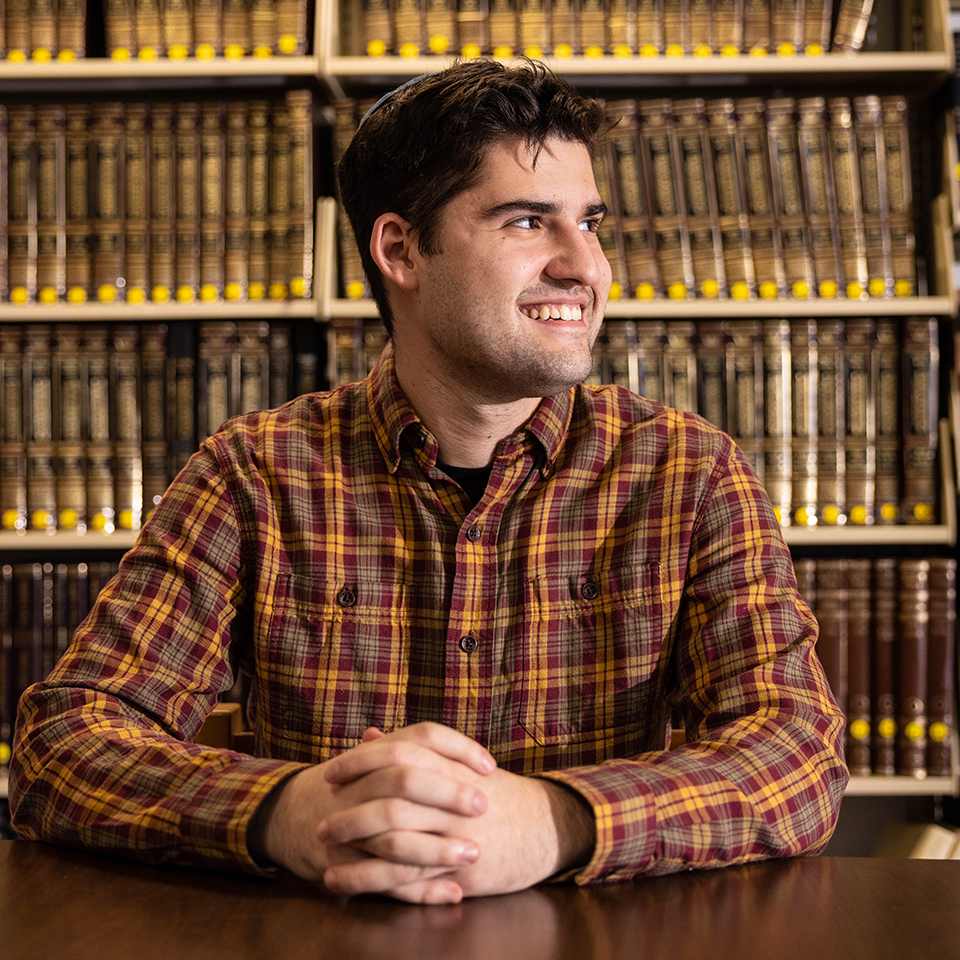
[336,58,608,333]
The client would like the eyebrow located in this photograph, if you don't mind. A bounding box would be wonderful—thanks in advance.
[480,199,608,221]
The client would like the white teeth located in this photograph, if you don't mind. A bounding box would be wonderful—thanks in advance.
[521,304,583,321]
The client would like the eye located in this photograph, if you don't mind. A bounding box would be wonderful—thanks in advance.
[510,215,540,229]
[579,217,602,233]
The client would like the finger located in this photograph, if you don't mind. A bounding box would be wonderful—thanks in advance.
[349,828,480,869]
[324,722,496,784]
[323,858,463,901]
[361,726,386,743]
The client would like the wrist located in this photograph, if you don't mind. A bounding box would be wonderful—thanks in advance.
[541,780,596,875]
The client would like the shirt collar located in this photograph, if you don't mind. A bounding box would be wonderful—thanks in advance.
[365,343,577,473]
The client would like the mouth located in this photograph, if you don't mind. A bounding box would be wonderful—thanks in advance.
[519,304,584,321]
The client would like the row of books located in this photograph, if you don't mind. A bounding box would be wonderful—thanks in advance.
[335,93,918,304]
[0,319,327,534]
[359,0,876,58]
[0,560,120,768]
[795,556,956,780]
[0,0,312,61]
[0,93,315,307]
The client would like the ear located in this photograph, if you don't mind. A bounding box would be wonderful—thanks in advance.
[369,212,420,292]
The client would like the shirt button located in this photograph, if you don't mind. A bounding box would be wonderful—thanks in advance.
[466,524,482,542]
[459,635,478,653]
[337,588,356,607]
[541,460,555,479]
[580,581,599,601]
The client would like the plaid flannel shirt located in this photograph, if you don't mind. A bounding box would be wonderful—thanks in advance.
[11,342,848,882]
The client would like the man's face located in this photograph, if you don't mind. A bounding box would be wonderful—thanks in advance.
[399,136,612,403]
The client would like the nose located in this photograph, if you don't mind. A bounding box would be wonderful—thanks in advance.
[544,221,612,291]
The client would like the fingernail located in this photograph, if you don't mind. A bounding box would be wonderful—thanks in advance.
[481,754,496,773]
[472,791,487,814]
[459,843,479,864]
[317,820,330,840]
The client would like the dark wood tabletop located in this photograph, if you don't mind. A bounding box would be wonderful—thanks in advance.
[3,839,960,960]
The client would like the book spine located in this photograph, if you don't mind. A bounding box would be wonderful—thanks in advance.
[926,557,956,778]
[198,321,237,439]
[487,0,517,53]
[276,0,309,53]
[742,0,769,53]
[6,0,31,59]
[802,0,830,51]
[149,104,176,303]
[268,322,293,408]
[871,557,898,774]
[663,321,697,414]
[873,318,899,523]
[896,558,929,778]
[831,0,873,51]
[853,95,893,298]
[770,0,802,53]
[843,317,875,525]
[765,97,814,299]
[901,317,939,525]
[394,0,426,53]
[845,558,873,776]
[292,318,324,396]
[91,102,125,304]
[662,0,688,53]
[591,125,631,302]
[135,0,164,58]
[64,105,91,305]
[285,90,314,300]
[673,97,725,299]
[84,325,114,533]
[22,325,56,532]
[10,565,41,717]
[761,318,791,525]
[224,101,250,302]
[607,0,636,53]
[332,100,366,300]
[163,0,193,56]
[111,325,142,532]
[8,105,37,304]
[815,558,848,717]
[815,319,845,525]
[735,98,785,300]
[518,0,548,54]
[39,562,54,680]
[167,321,198,477]
[53,323,86,532]
[790,319,817,527]
[880,96,916,297]
[222,0,251,55]
[35,104,66,305]
[199,101,226,303]
[455,0,487,54]
[579,0,608,53]
[0,326,27,533]
[34,0,58,58]
[268,98,292,300]
[1,565,12,770]
[175,103,201,304]
[635,0,662,52]
[797,96,843,300]
[425,0,457,54]
[236,321,270,415]
[140,323,169,522]
[599,321,639,392]
[706,98,754,300]
[725,319,763,481]
[0,105,7,301]
[713,0,742,52]
[104,0,137,58]
[688,0,713,53]
[193,0,223,55]
[123,104,150,304]
[247,101,271,301]
[634,321,666,405]
[695,320,728,429]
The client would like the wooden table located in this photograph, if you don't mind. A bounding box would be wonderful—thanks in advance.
[3,840,959,960]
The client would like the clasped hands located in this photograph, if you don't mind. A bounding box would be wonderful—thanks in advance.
[250,722,595,905]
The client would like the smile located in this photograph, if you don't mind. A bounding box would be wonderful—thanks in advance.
[519,304,583,321]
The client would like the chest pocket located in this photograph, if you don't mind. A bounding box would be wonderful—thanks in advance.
[520,562,668,747]
[259,573,410,759]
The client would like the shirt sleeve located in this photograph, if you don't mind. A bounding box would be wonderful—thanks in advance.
[8,438,308,874]
[536,437,849,884]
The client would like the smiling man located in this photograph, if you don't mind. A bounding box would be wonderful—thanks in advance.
[10,59,848,906]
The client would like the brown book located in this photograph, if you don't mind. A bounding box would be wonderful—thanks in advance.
[247,101,271,301]
[456,0,487,54]
[713,0,742,52]
[224,101,250,302]
[6,0,30,58]
[706,99,755,301]
[64,104,91,304]
[333,99,367,300]
[123,104,150,304]
[607,0,635,53]
[896,559,929,778]
[292,319,324,396]
[38,562,54,680]
[140,323,169,522]
[872,557,898,775]
[10,565,42,715]
[167,321,198,477]
[815,319,845,525]
[268,98,292,299]
[0,105,8,302]
[765,98,815,300]
[22,326,56,532]
[7,105,37,303]
[802,0,831,52]
[269,322,293,408]
[852,96,893,298]
[901,318,939,525]
[742,0,769,52]
[52,324,86,532]
[638,100,693,301]
[0,326,27,533]
[725,320,763,481]
[880,96,916,297]
[111,325,142,532]
[277,0,309,53]
[831,0,872,51]
[926,557,956,778]
[845,558,873,776]
[193,0,223,56]
[635,321,665,404]
[604,100,660,300]
[843,317,875,525]
[84,325,115,533]
[236,321,271,415]
[285,90,314,301]
[797,97,843,300]
[91,102,125,304]
[1,564,13,769]
[425,0,457,53]
[104,0,137,57]
[362,0,394,56]
[163,0,193,56]
[761,319,791,526]
[790,320,817,527]
[695,321,728,430]
[580,0,607,53]
[135,0,164,57]
[873,318,900,523]
[199,101,226,302]
[149,104,176,303]
[735,98,785,300]
[594,321,639,392]
[199,321,237,439]
[662,0,687,53]
[688,0,712,52]
[635,0,662,52]
[394,0,425,53]
[591,124,631,303]
[175,103,201,303]
[35,104,65,304]
[769,0,801,54]
[815,558,848,717]
[487,0,517,53]
[673,98,725,299]
[518,0,548,54]
[222,0,251,56]
[663,321,697,414]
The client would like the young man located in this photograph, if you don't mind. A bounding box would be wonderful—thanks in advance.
[9,59,847,905]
